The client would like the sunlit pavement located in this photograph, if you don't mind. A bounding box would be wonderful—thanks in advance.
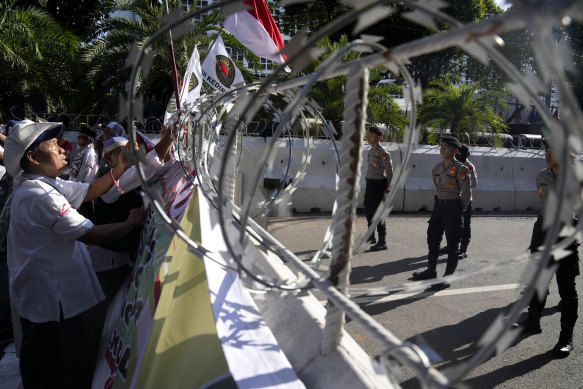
[269,213,583,389]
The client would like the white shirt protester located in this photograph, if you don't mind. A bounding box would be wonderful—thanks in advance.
[8,174,104,322]
[70,143,99,184]
[90,147,174,272]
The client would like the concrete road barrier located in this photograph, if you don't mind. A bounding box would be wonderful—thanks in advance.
[237,138,546,213]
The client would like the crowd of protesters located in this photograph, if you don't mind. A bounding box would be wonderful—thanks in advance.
[0,118,177,388]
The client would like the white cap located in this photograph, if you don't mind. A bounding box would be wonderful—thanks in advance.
[4,119,63,178]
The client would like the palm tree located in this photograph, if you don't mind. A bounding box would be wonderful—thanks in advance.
[82,0,255,107]
[418,77,508,143]
[307,36,409,139]
[367,83,408,142]
[0,0,80,120]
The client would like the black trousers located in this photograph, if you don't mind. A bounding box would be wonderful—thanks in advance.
[94,265,132,342]
[460,201,472,252]
[427,199,462,274]
[364,178,387,242]
[19,303,102,389]
[527,214,579,340]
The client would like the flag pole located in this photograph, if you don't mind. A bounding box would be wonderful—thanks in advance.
[163,0,181,112]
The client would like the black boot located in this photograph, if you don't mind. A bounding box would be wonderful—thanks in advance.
[444,252,458,276]
[513,315,542,334]
[412,269,437,280]
[370,238,387,251]
[553,333,574,358]
[459,244,468,259]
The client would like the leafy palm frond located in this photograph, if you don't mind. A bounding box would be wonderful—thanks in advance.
[0,0,80,120]
[418,77,508,139]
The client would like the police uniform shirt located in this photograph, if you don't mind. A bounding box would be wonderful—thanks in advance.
[432,160,471,210]
[366,144,393,184]
[466,160,478,189]
[535,167,557,210]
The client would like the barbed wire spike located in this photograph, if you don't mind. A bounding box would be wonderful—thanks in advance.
[401,8,439,31]
[352,6,396,35]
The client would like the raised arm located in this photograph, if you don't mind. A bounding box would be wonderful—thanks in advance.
[155,121,178,162]
[83,148,128,202]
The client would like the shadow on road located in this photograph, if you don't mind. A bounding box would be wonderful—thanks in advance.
[460,350,555,388]
[385,302,555,388]
[350,254,453,282]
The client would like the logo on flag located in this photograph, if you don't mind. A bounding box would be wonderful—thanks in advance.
[215,55,235,87]
[166,93,177,114]
[201,34,245,94]
[188,72,199,92]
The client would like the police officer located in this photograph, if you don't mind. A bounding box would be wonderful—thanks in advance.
[364,126,393,251]
[456,144,477,259]
[412,135,470,284]
[515,139,579,358]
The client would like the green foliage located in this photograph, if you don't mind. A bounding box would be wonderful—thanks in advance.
[367,84,408,141]
[418,77,509,139]
[17,0,115,41]
[83,1,222,105]
[278,0,350,37]
[83,1,265,111]
[566,21,583,109]
[306,36,407,139]
[360,0,504,88]
[0,0,81,120]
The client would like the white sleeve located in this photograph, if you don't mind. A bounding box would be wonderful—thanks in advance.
[100,149,164,204]
[38,191,93,242]
[54,178,90,209]
[76,152,93,184]
[84,150,99,184]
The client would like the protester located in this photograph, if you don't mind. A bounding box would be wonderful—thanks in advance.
[90,122,176,311]
[102,121,127,143]
[95,121,128,175]
[70,124,99,220]
[70,124,99,184]
[4,119,145,389]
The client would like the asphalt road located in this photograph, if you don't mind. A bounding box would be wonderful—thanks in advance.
[268,213,583,389]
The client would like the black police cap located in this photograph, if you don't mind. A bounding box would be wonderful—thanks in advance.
[441,135,461,149]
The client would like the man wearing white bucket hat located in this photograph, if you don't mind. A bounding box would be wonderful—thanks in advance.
[4,119,145,389]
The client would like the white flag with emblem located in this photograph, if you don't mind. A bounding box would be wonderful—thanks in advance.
[201,34,245,94]
[163,46,204,126]
[180,45,203,107]
[163,92,177,126]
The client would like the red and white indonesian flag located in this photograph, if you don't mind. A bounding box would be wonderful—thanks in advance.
[224,0,287,65]
[201,34,245,94]
[179,45,203,107]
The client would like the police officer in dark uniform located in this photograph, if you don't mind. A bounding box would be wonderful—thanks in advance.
[515,139,579,357]
[412,135,470,284]
[456,144,477,259]
[364,126,393,251]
